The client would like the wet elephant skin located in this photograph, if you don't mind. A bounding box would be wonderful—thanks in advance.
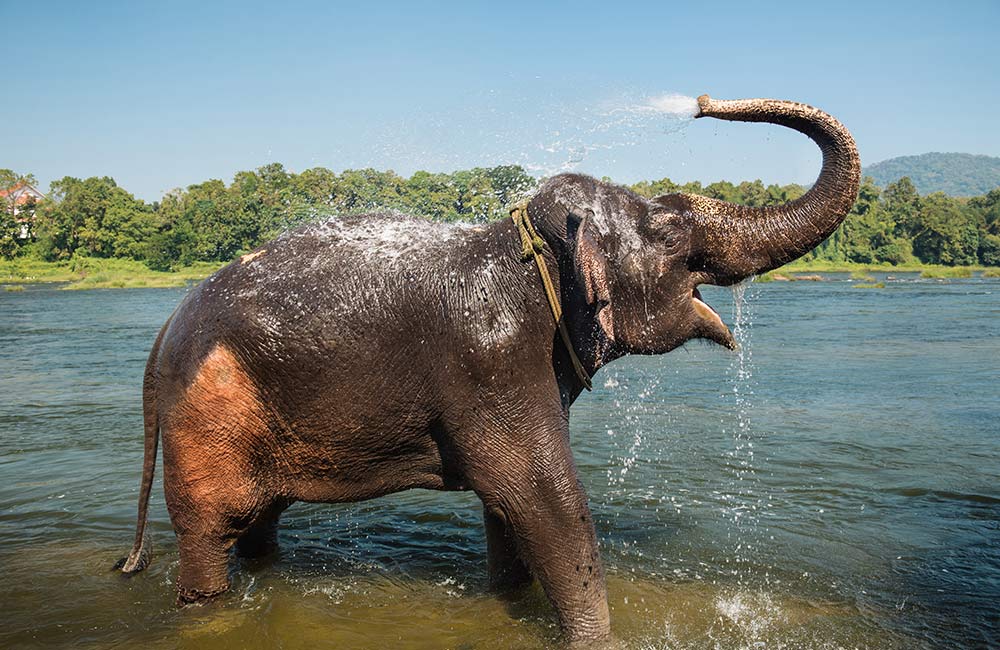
[116,96,860,643]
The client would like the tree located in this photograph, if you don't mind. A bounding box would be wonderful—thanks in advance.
[402,170,460,221]
[485,165,535,210]
[839,179,888,263]
[969,188,1000,234]
[32,176,154,260]
[979,233,1000,266]
[736,180,769,207]
[291,167,338,206]
[883,177,922,239]
[703,180,739,202]
[452,168,499,221]
[145,190,195,270]
[911,193,980,265]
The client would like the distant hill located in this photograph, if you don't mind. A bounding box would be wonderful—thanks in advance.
[863,153,1000,196]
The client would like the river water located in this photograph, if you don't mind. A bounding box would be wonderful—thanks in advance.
[1,274,997,649]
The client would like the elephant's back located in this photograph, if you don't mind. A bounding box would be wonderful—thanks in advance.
[154,213,512,408]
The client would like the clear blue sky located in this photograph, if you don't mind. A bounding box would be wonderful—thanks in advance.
[4,0,999,201]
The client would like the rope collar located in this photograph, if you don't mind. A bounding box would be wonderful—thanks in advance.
[510,203,593,391]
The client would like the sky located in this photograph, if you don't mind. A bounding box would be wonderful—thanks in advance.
[3,0,999,202]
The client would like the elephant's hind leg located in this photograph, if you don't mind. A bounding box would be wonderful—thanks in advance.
[175,526,235,604]
[162,343,278,603]
[166,454,275,603]
[173,499,287,603]
[236,500,290,559]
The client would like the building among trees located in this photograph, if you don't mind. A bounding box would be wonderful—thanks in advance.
[0,181,45,239]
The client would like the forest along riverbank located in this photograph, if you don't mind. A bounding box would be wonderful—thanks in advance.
[1,276,997,649]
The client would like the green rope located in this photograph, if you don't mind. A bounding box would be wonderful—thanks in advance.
[510,203,593,391]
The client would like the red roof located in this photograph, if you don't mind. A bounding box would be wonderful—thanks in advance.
[0,182,44,205]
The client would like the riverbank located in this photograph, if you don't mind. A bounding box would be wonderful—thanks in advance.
[760,260,999,282]
[779,259,997,274]
[0,257,222,290]
[1,256,997,291]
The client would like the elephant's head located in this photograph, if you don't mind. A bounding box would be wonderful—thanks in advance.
[529,95,860,364]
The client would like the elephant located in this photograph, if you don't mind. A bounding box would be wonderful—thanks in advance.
[116,94,859,642]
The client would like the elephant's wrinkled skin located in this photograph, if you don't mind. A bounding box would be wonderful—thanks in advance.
[117,96,859,641]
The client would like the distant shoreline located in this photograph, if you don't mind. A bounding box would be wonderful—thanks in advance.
[763,260,999,282]
[0,257,222,290]
[1,257,998,291]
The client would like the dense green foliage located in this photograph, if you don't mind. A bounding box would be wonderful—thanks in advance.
[2,164,998,269]
[805,177,1000,266]
[864,152,1000,197]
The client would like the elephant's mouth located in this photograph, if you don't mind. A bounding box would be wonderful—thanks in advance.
[692,288,737,350]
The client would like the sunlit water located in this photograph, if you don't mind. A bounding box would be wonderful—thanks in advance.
[1,273,998,649]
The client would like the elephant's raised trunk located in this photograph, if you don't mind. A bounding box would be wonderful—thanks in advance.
[682,95,861,285]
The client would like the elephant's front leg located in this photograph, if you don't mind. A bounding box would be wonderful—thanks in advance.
[469,423,611,642]
[484,506,532,592]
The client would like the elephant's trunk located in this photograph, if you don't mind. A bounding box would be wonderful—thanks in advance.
[683,95,861,285]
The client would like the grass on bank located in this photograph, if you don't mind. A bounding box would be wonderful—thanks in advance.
[2,254,998,291]
[918,267,973,278]
[778,259,994,274]
[0,257,223,290]
[763,259,997,281]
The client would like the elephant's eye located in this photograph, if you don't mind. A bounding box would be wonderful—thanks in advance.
[644,209,682,233]
[645,220,688,257]
[641,216,668,237]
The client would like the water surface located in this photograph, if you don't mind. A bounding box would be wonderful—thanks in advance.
[1,274,997,648]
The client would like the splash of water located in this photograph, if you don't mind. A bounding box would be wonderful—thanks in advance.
[721,278,771,588]
[643,93,701,117]
[605,368,661,488]
[354,87,700,181]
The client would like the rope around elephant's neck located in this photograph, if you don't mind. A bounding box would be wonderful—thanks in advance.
[510,203,593,391]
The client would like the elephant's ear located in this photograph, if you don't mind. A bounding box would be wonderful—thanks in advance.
[573,211,615,341]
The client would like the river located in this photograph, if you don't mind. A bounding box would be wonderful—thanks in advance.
[1,273,997,649]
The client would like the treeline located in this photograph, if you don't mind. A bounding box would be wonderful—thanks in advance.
[810,177,999,266]
[2,165,999,269]
[629,175,1000,266]
[1,164,535,271]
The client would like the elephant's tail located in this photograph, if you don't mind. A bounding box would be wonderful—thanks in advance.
[114,319,169,574]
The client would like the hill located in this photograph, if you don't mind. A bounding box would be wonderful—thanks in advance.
[863,153,1000,196]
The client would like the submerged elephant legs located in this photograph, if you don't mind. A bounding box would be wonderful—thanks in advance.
[166,483,289,604]
[235,502,288,559]
[159,346,290,604]
[463,412,612,641]
[164,463,286,604]
[497,470,610,642]
[152,341,610,638]
[484,506,533,591]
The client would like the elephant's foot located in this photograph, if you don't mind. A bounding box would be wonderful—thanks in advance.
[175,530,232,606]
[177,584,229,605]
